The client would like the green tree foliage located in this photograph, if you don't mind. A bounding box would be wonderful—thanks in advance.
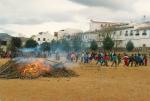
[61,39,71,52]
[103,36,114,51]
[50,39,57,52]
[40,42,51,52]
[25,39,38,48]
[72,36,82,51]
[9,37,22,52]
[97,26,118,39]
[6,37,22,58]
[126,41,134,52]
[90,40,98,51]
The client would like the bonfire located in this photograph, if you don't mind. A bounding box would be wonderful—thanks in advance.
[0,58,77,79]
[18,60,51,78]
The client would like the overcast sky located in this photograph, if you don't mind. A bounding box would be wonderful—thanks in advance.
[0,0,150,37]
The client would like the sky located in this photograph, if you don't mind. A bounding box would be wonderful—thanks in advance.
[0,0,150,37]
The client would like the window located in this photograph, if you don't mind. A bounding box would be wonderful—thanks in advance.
[38,38,40,41]
[136,30,139,36]
[142,30,147,36]
[120,31,122,36]
[114,31,116,35]
[39,32,43,35]
[143,44,146,47]
[43,38,46,41]
[125,31,128,36]
[130,30,133,36]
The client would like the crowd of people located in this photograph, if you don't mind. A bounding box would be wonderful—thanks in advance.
[69,51,148,67]
[0,49,149,67]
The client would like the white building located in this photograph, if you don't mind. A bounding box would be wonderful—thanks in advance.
[82,20,150,49]
[89,19,121,31]
[81,32,99,48]
[113,22,150,48]
[57,28,83,40]
[32,32,54,44]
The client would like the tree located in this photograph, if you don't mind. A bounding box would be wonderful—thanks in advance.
[97,26,118,39]
[7,37,22,58]
[72,35,82,51]
[25,39,38,48]
[126,41,134,52]
[96,26,120,50]
[90,40,98,51]
[61,39,71,52]
[9,37,22,52]
[11,37,22,49]
[40,42,51,52]
[50,39,57,52]
[103,36,114,51]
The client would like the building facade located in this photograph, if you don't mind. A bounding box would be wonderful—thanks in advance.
[57,28,83,40]
[89,20,120,31]
[82,20,150,49]
[81,32,99,48]
[110,22,150,48]
[32,32,54,44]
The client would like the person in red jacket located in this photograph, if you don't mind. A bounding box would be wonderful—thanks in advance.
[123,54,129,67]
[104,53,110,67]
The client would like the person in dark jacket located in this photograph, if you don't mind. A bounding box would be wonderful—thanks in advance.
[128,54,134,67]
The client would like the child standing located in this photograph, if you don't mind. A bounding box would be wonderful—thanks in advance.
[104,53,110,67]
[128,54,134,67]
[111,53,117,67]
[123,54,129,67]
[117,54,121,66]
[97,52,104,66]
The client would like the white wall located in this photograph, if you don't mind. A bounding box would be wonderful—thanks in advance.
[113,28,150,47]
[33,32,54,44]
[58,28,83,40]
[84,22,150,48]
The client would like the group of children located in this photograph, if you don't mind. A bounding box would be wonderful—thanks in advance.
[124,53,147,67]
[81,52,148,67]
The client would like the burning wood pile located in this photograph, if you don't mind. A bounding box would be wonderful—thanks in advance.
[0,58,77,79]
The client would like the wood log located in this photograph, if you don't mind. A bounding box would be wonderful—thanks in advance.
[0,60,15,74]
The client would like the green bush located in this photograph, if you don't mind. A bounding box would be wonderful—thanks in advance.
[126,41,134,52]
[103,36,114,51]
[90,40,98,51]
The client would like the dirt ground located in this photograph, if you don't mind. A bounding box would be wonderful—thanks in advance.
[0,59,150,101]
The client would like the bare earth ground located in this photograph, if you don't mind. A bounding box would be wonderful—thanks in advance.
[0,59,150,101]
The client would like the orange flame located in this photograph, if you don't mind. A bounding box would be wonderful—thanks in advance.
[19,60,51,78]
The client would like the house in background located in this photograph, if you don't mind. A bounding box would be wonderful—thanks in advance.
[0,33,29,52]
[32,32,54,45]
[0,33,12,52]
[0,39,8,52]
[57,28,83,40]
[81,19,150,50]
